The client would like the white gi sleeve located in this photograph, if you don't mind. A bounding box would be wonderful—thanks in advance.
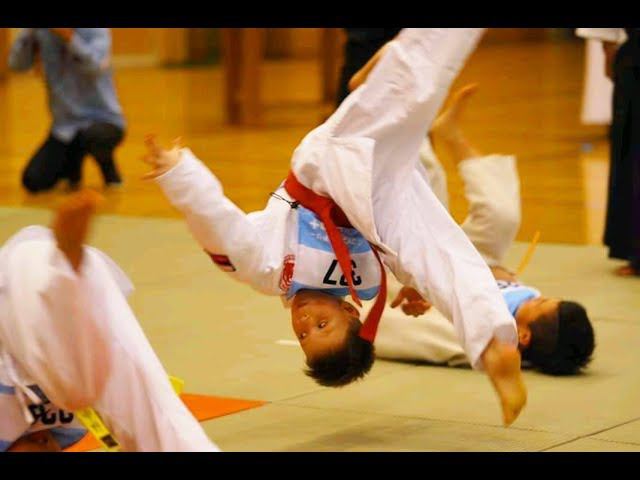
[418,138,449,209]
[155,148,275,292]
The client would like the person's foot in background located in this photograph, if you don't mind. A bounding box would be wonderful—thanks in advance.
[614,262,640,277]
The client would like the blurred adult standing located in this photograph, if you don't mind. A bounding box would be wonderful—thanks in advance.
[8,28,125,192]
[577,28,640,276]
[335,28,401,106]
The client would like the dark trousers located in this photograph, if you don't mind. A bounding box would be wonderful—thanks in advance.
[22,123,124,193]
[605,47,640,268]
[336,28,402,106]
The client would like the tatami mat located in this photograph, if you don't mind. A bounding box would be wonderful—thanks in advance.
[2,206,638,451]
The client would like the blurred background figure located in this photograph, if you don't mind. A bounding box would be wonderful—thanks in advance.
[335,28,401,106]
[8,28,125,193]
[577,29,640,277]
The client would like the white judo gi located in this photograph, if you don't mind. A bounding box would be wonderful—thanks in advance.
[373,139,521,366]
[156,28,517,369]
[0,226,218,452]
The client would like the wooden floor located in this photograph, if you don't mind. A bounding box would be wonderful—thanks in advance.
[0,38,610,245]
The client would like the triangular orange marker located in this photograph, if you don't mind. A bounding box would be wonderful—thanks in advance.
[180,393,265,422]
[64,393,266,452]
[64,432,101,452]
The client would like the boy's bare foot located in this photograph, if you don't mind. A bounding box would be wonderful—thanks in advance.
[481,338,527,426]
[431,83,478,143]
[51,189,104,272]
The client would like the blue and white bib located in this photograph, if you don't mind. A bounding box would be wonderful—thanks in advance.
[0,381,86,451]
[287,206,381,300]
[497,280,541,316]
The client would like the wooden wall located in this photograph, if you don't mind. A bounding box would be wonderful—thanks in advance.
[266,28,557,58]
[0,28,190,70]
[0,27,571,79]
[110,28,189,66]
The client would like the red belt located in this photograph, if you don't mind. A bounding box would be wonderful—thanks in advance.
[284,171,386,342]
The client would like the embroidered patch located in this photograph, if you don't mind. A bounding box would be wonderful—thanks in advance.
[207,252,236,272]
[279,254,295,292]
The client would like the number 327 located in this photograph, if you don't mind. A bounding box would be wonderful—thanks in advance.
[322,260,362,286]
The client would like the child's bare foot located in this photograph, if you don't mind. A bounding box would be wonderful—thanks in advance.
[481,338,527,426]
[431,83,478,145]
[51,189,104,272]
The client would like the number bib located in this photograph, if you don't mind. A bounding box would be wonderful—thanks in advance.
[0,382,84,451]
[497,280,541,316]
[287,207,381,300]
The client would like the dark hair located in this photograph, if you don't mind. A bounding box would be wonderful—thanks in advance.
[305,318,375,387]
[523,301,595,375]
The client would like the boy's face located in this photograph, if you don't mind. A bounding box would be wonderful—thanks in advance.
[291,290,360,364]
[514,296,561,348]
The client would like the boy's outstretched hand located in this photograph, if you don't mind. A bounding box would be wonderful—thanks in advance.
[142,135,182,180]
[52,189,104,272]
[390,286,432,317]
